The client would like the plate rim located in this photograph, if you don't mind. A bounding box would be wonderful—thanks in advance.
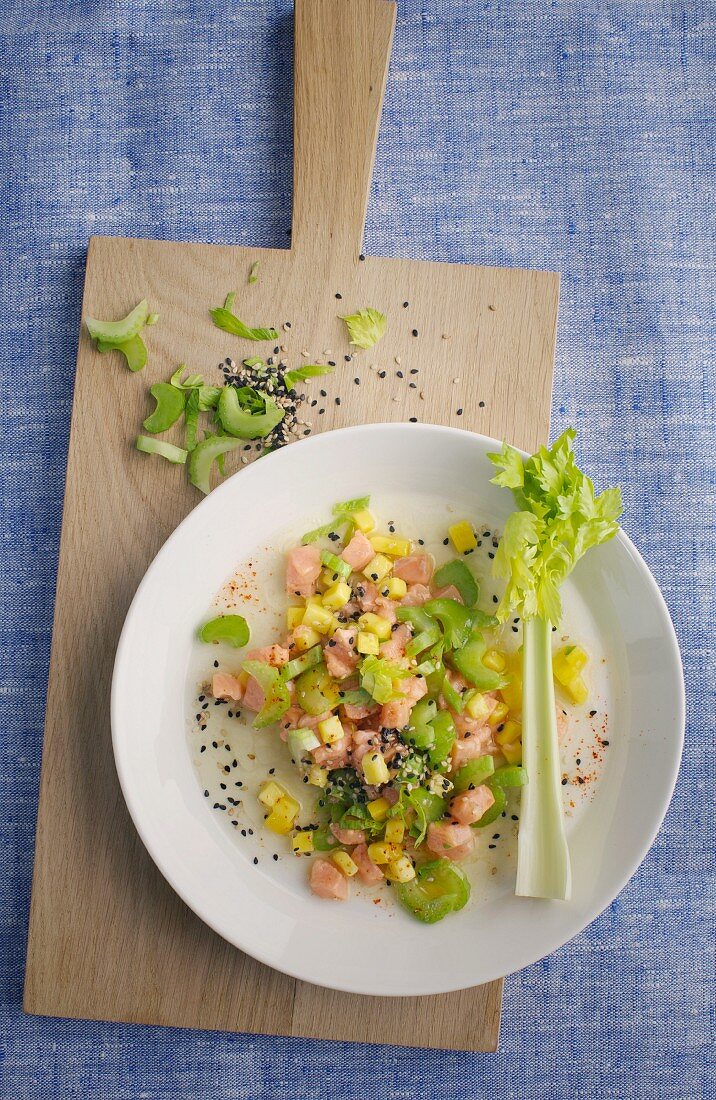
[111,422,685,994]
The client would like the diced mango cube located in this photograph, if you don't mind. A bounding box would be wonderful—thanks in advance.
[483,648,507,673]
[351,508,376,534]
[358,612,393,640]
[564,674,588,705]
[367,797,390,821]
[287,606,304,629]
[302,602,335,634]
[362,554,392,583]
[362,751,390,786]
[367,840,402,865]
[369,535,411,558]
[322,579,352,611]
[385,855,416,883]
[317,715,344,745]
[384,576,407,599]
[264,793,300,835]
[488,701,509,726]
[495,719,522,746]
[292,830,314,855]
[291,625,322,653]
[501,740,523,765]
[465,690,493,722]
[330,850,358,877]
[448,520,477,553]
[384,818,405,845]
[357,631,380,655]
[307,764,329,788]
[258,780,286,809]
[553,645,589,686]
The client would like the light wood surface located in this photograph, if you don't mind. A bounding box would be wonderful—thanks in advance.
[24,0,559,1053]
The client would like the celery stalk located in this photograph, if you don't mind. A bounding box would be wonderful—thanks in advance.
[517,616,571,899]
[488,429,623,902]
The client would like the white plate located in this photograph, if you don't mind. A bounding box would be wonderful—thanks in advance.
[111,424,684,996]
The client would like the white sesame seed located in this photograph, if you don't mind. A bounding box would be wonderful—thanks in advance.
[442,333,452,340]
[392,396,399,403]
[452,377,460,384]
[394,355,401,365]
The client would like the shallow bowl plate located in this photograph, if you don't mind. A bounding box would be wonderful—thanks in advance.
[112,424,684,996]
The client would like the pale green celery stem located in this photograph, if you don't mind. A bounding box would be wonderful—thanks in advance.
[516,615,572,900]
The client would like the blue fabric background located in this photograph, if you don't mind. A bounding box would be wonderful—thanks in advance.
[1,1,713,1096]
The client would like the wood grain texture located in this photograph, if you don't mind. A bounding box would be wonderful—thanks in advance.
[24,0,559,1053]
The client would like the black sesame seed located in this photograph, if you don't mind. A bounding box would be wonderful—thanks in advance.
[273,853,279,861]
[253,857,259,865]
[378,370,386,378]
[396,370,403,378]
[273,346,280,354]
[203,789,209,797]
[335,292,342,299]
[409,417,417,423]
[412,329,418,337]
[409,382,417,389]
[403,301,409,308]
[344,354,352,362]
[511,814,519,821]
[443,537,449,546]
[213,660,219,668]
[335,397,341,405]
[562,777,568,786]
[220,783,227,790]
[456,408,463,416]
[354,377,360,385]
[603,740,610,746]
[359,253,365,261]
[488,843,496,849]
[589,709,597,717]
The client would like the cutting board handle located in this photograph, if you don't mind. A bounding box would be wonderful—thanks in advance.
[292,0,396,258]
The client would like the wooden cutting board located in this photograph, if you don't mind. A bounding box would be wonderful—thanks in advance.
[23,0,558,1052]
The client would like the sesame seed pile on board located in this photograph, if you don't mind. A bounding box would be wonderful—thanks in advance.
[219,350,312,460]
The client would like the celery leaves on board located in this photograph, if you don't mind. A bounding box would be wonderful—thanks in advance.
[339,307,387,349]
[283,364,334,389]
[488,428,623,901]
[210,305,277,342]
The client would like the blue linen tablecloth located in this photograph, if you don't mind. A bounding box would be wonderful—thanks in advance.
[1,1,713,1096]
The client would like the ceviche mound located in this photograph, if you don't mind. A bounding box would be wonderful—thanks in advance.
[196,431,622,923]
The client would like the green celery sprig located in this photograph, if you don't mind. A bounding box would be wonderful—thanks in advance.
[488,428,622,900]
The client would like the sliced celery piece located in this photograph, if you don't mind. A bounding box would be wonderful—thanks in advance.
[199,614,250,648]
[135,435,188,464]
[143,383,186,433]
[86,299,149,343]
[96,333,148,372]
[188,435,243,494]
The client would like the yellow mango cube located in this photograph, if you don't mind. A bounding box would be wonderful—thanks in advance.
[465,690,493,721]
[286,606,305,629]
[495,718,522,746]
[385,855,416,883]
[322,579,352,611]
[483,648,507,673]
[500,652,523,712]
[264,793,300,835]
[448,520,477,553]
[357,631,380,655]
[258,780,286,809]
[358,612,392,640]
[302,602,335,634]
[330,850,359,877]
[501,739,523,765]
[290,625,322,653]
[553,645,589,686]
[564,674,588,705]
[384,818,405,845]
[351,508,376,534]
[362,750,390,786]
[292,830,314,856]
[367,797,390,822]
[488,701,509,726]
[307,764,329,788]
[370,535,411,557]
[363,554,392,583]
[317,715,344,745]
[384,576,407,599]
[367,840,402,865]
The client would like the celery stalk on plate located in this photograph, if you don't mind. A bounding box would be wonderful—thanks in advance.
[488,429,623,900]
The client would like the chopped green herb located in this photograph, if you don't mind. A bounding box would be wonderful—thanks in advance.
[170,366,205,390]
[243,357,265,369]
[223,291,236,311]
[332,495,370,515]
[340,307,387,349]
[184,388,200,452]
[248,261,259,284]
[146,312,160,326]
